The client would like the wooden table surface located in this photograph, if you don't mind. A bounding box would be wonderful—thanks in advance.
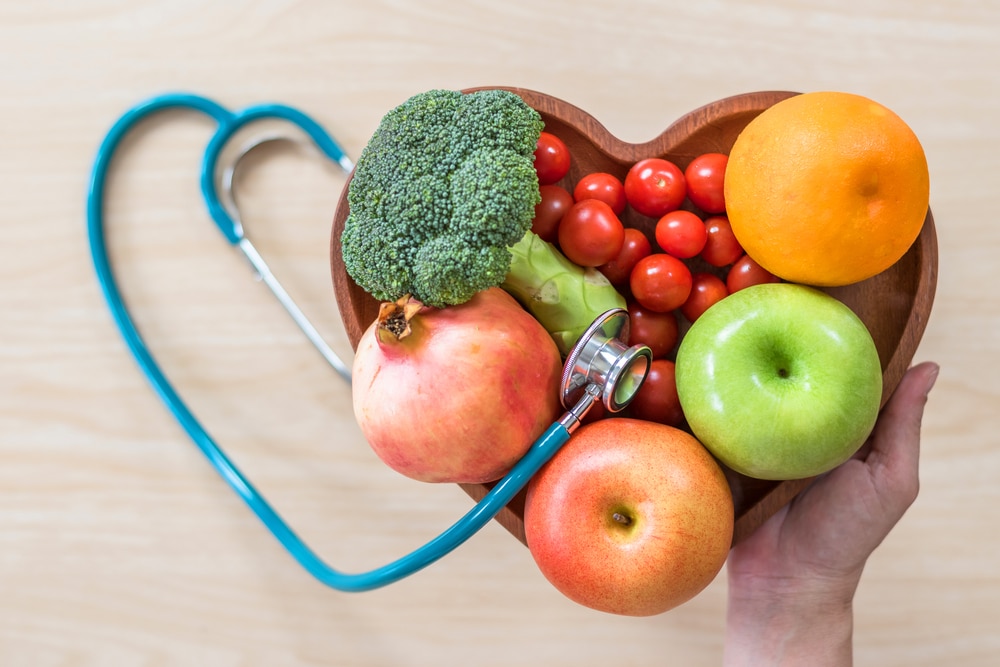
[2,2,997,665]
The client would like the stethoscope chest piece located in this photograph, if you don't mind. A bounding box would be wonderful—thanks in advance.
[560,309,653,415]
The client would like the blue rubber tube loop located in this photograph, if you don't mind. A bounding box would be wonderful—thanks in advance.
[86,93,570,591]
[200,102,353,244]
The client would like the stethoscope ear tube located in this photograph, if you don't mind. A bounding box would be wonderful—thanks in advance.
[87,93,648,591]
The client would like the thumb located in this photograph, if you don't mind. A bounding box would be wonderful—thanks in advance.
[866,361,940,516]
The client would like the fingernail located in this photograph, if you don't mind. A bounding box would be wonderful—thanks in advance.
[925,363,940,395]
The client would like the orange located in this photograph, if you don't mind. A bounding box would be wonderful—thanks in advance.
[724,91,929,286]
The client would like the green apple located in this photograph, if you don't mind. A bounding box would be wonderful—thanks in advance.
[675,283,882,480]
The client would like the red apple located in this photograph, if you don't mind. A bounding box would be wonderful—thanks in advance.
[524,418,733,616]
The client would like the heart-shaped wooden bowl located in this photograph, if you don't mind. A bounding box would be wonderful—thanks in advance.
[330,88,938,546]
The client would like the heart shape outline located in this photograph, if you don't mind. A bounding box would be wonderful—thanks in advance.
[330,87,937,546]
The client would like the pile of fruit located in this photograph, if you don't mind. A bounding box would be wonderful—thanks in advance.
[339,88,930,617]
[530,136,784,427]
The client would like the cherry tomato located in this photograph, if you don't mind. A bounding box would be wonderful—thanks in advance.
[531,185,574,242]
[684,153,728,214]
[623,158,686,218]
[627,302,679,359]
[629,253,692,313]
[558,199,625,267]
[654,210,708,259]
[680,272,729,322]
[534,132,571,185]
[573,172,627,215]
[700,216,743,267]
[597,228,652,286]
[727,254,782,293]
[628,359,685,427]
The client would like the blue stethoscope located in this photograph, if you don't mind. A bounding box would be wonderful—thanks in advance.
[86,93,652,592]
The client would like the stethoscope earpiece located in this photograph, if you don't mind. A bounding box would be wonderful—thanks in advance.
[218,128,354,383]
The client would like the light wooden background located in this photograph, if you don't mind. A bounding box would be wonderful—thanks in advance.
[2,2,997,665]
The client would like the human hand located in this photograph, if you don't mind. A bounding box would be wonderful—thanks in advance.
[723,361,939,666]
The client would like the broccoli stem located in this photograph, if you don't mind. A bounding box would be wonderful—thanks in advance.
[502,231,627,356]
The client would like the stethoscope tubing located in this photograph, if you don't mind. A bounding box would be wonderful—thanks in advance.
[86,93,573,591]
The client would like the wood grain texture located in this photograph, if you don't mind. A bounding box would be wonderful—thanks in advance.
[331,87,938,547]
[3,1,998,665]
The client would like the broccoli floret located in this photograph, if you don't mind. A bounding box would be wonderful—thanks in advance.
[341,88,544,308]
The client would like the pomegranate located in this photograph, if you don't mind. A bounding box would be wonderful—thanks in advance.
[352,288,563,484]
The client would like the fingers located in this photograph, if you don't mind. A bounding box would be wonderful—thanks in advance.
[866,361,939,516]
